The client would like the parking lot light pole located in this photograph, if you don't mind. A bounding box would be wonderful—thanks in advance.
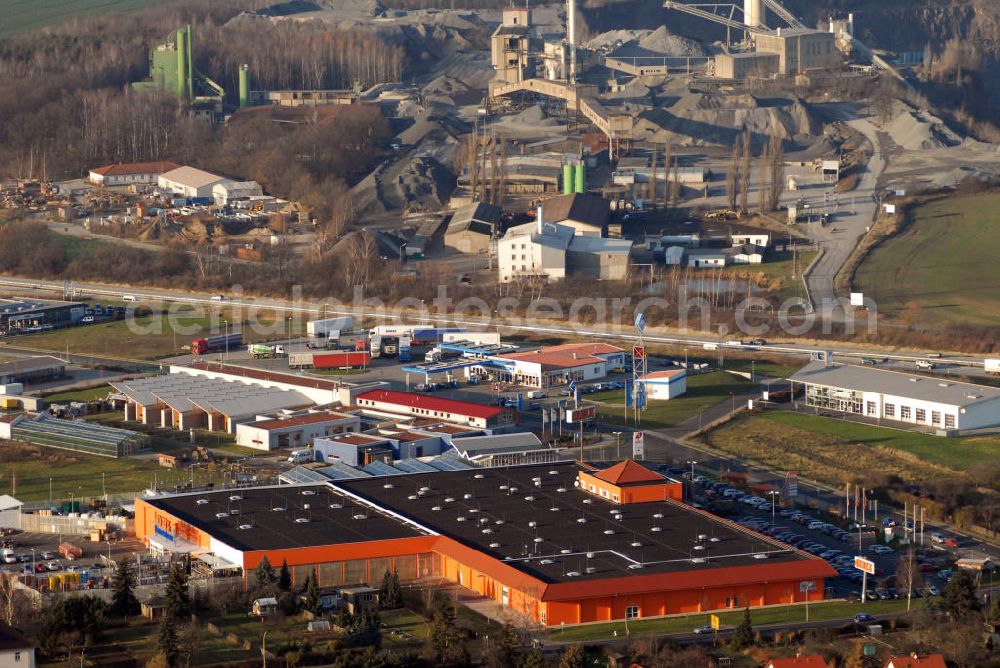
[613,431,621,460]
[686,460,697,502]
[768,490,779,521]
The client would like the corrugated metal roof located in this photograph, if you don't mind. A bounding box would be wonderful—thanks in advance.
[790,361,1000,408]
[356,390,506,420]
[451,432,543,457]
[159,166,225,189]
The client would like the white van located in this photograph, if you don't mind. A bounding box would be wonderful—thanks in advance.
[122,295,138,302]
[0,549,15,564]
[288,449,312,464]
[211,295,226,302]
[916,360,935,370]
[526,390,545,400]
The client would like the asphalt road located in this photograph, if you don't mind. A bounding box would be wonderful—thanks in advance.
[0,277,994,377]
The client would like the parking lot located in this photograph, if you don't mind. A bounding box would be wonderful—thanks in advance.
[677,472,957,602]
[1,531,146,581]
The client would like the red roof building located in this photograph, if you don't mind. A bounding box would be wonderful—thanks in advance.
[88,161,181,186]
[355,390,516,429]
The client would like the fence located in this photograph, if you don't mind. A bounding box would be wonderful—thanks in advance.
[19,512,133,536]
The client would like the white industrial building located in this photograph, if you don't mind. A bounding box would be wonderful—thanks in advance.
[157,166,225,199]
[0,495,22,530]
[790,362,1000,432]
[88,161,180,187]
[644,369,687,400]
[212,180,263,205]
[235,410,360,451]
[498,210,632,282]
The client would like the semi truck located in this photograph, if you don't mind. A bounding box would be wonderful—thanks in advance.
[288,351,371,370]
[191,332,243,355]
[367,326,465,346]
[986,358,1000,375]
[398,335,412,363]
[248,343,286,359]
[307,316,354,339]
[369,335,382,359]
[59,542,83,560]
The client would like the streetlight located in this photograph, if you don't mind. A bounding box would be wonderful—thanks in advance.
[613,431,622,460]
[686,460,697,502]
[768,490,780,521]
[223,319,229,361]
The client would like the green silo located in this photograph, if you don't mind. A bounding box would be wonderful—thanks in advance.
[175,27,187,100]
[185,25,194,101]
[574,162,586,194]
[239,65,251,108]
[562,164,574,195]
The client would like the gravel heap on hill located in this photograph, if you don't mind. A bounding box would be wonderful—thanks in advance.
[883,100,963,151]
[587,26,704,56]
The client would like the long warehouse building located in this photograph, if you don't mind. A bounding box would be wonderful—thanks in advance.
[136,460,834,626]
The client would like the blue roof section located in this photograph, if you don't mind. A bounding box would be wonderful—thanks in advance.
[401,359,480,374]
[315,462,372,480]
[278,466,329,484]
[394,459,438,474]
[427,455,474,471]
[362,460,405,477]
[438,341,519,356]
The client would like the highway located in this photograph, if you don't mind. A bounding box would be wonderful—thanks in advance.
[0,276,994,377]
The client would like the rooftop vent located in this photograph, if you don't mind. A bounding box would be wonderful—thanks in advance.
[528,521,537,528]
[229,495,242,501]
[382,483,394,489]
[557,487,568,493]
[576,517,587,523]
[464,493,474,500]
[301,490,315,495]
[468,508,479,514]
[474,474,484,479]
[495,519,505,525]
[407,495,418,500]
[630,541,642,547]
[524,495,535,501]
[533,537,544,543]
[352,514,366,520]
[431,506,442,511]
[489,542,500,548]
[565,571,581,577]
[693,545,705,551]
[272,507,285,512]
[509,486,518,493]
[653,513,663,519]
[482,528,493,534]
[238,524,253,530]
[329,503,342,509]
[230,508,240,515]
[582,499,593,504]
[627,564,643,570]
[500,485,508,490]
[585,567,597,574]
[302,504,310,510]
[540,559,554,565]
[697,534,707,541]
[196,499,208,505]
[549,470,559,475]
[456,516,467,522]
[753,553,768,559]
[419,486,431,492]
[710,537,720,543]
[691,557,706,563]
[604,529,614,535]
[479,517,490,525]
[445,497,455,503]
[560,548,572,554]
[215,512,228,519]
[295,517,310,524]
[550,507,560,512]
[651,527,662,532]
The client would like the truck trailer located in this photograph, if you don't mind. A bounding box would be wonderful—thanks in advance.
[191,332,243,355]
[307,316,354,339]
[288,351,371,370]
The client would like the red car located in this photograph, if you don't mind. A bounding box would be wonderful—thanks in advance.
[33,563,46,573]
[919,563,939,573]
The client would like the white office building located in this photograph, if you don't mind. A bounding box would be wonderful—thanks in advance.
[790,362,1000,432]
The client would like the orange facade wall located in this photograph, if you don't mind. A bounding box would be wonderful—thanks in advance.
[577,472,683,504]
[135,498,829,627]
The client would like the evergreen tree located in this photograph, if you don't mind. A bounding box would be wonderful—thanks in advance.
[942,569,980,617]
[557,644,584,668]
[521,644,547,668]
[254,555,276,592]
[380,569,403,609]
[157,615,180,667]
[110,557,139,617]
[278,559,292,592]
[425,593,468,665]
[303,572,321,614]
[489,622,522,668]
[164,562,190,622]
[731,607,754,649]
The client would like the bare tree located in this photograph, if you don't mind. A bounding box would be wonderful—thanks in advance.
[767,130,785,213]
[758,140,770,213]
[648,144,658,205]
[727,141,740,210]
[670,156,680,207]
[739,130,752,214]
[895,545,923,611]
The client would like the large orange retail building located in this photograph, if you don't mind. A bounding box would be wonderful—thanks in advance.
[135,461,834,626]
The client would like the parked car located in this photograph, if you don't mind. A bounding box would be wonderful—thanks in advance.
[692,626,715,635]
[854,613,876,623]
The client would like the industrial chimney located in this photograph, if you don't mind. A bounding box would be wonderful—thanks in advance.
[537,205,544,235]
[743,0,765,28]
[567,0,577,82]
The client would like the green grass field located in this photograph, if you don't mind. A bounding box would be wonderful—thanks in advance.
[854,193,1000,326]
[699,410,1000,485]
[550,598,918,643]
[5,308,299,361]
[591,372,753,430]
[0,0,179,39]
[42,385,113,403]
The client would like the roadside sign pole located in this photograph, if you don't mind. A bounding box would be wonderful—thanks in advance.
[861,569,868,604]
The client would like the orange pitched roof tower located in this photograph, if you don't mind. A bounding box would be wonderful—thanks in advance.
[578,460,683,504]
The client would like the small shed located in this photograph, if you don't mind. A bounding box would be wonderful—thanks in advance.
[306,620,331,633]
[141,596,167,620]
[252,597,279,618]
[338,586,379,614]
